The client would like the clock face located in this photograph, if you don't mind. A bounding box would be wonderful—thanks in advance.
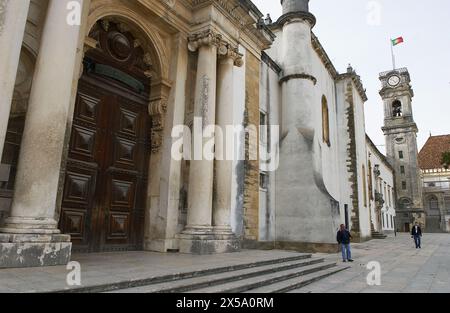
[388,75,401,87]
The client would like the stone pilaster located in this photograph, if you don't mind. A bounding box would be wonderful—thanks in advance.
[0,0,31,160]
[0,0,85,268]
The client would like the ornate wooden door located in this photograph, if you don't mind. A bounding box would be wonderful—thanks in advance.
[60,20,151,252]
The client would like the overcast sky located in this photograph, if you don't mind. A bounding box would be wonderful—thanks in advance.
[253,0,450,152]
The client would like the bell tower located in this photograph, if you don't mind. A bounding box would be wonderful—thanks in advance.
[380,68,424,231]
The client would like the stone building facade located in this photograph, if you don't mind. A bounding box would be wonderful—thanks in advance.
[0,0,273,268]
[419,135,450,233]
[0,0,398,268]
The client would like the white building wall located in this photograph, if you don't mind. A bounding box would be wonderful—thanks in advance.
[367,140,397,233]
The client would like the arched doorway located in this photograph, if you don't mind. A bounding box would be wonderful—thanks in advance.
[60,19,153,253]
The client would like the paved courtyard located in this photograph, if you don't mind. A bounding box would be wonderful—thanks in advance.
[294,233,450,293]
[0,233,448,293]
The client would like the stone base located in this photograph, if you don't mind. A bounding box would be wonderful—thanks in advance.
[177,231,241,255]
[144,238,180,253]
[0,234,72,269]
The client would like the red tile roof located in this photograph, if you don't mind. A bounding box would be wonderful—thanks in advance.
[419,135,450,170]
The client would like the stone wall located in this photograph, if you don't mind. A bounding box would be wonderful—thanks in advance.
[345,82,361,239]
[243,52,260,241]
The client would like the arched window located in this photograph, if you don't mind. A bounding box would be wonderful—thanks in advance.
[392,100,402,117]
[399,198,412,209]
[362,165,368,207]
[322,96,330,147]
[428,195,439,210]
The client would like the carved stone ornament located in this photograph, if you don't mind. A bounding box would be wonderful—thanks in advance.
[187,29,223,52]
[188,29,243,67]
[221,44,244,68]
[149,98,168,153]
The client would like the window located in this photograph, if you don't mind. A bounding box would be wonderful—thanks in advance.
[260,111,268,144]
[322,96,330,147]
[388,186,392,206]
[260,172,268,190]
[399,151,404,159]
[392,100,402,117]
[428,195,439,210]
[402,181,407,190]
[400,166,405,174]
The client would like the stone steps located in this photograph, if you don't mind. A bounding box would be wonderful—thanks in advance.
[248,266,349,293]
[188,261,340,293]
[371,231,387,239]
[57,253,312,293]
[108,257,325,293]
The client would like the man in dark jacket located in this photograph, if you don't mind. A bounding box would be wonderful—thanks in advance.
[337,224,354,263]
[411,222,423,249]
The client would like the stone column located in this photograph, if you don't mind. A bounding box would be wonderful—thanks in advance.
[0,0,85,268]
[178,30,220,254]
[213,47,242,240]
[0,0,31,158]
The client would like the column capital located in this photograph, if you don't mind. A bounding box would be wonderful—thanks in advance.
[188,29,222,52]
[188,29,243,67]
[219,44,244,68]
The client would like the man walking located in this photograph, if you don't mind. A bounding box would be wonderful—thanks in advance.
[337,224,354,263]
[411,222,423,249]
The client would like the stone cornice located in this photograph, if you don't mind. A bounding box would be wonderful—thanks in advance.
[311,33,338,79]
[366,134,394,172]
[261,51,282,74]
[279,73,317,85]
[276,11,316,28]
[190,0,274,50]
[379,84,414,98]
[382,123,418,134]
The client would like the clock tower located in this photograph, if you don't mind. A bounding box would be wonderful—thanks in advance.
[380,68,425,232]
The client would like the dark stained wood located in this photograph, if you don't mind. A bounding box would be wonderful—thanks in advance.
[60,20,151,253]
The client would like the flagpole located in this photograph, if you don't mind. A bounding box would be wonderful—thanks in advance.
[390,39,396,70]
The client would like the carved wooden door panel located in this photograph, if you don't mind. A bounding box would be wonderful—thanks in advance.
[60,78,149,253]
[98,93,148,251]
[60,19,152,253]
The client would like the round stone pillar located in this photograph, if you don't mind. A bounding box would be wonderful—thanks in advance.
[213,49,242,234]
[185,39,218,232]
[0,0,31,158]
[1,0,84,234]
[0,0,85,269]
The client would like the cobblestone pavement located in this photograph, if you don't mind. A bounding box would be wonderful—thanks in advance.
[292,233,450,293]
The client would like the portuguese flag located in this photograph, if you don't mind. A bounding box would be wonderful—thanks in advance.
[391,37,404,46]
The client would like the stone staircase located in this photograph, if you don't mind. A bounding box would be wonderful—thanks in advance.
[371,224,387,239]
[59,253,348,293]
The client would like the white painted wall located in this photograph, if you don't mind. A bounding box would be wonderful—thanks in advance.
[367,140,397,232]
